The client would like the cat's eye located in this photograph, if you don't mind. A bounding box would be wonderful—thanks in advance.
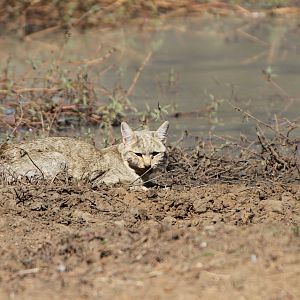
[134,152,143,157]
[152,152,160,156]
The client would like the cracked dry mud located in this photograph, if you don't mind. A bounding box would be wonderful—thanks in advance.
[0,179,300,300]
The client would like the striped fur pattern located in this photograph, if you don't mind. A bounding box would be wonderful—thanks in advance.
[0,121,169,187]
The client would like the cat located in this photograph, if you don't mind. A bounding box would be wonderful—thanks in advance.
[0,121,169,188]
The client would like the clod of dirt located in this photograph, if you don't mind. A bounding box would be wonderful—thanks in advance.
[259,200,284,214]
[193,198,208,213]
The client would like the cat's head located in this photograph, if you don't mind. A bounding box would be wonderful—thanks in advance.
[120,121,169,174]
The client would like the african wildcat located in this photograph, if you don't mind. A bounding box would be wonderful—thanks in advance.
[0,121,169,187]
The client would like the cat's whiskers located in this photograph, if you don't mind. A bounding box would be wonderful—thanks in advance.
[130,165,154,186]
[142,171,167,186]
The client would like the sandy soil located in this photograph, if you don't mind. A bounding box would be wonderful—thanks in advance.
[0,179,299,300]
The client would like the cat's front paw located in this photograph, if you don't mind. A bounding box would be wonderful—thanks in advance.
[129,185,148,191]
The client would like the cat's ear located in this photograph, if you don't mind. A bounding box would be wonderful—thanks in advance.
[121,122,135,144]
[155,121,169,143]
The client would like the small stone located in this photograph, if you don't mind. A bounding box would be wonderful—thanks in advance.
[190,218,201,226]
[57,263,66,272]
[193,199,207,213]
[162,216,177,226]
[250,254,257,263]
[114,220,126,227]
[30,201,48,211]
[258,190,267,200]
[200,241,207,248]
[129,208,148,220]
[259,200,283,214]
[72,210,93,222]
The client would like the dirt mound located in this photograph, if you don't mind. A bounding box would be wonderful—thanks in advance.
[1,180,300,299]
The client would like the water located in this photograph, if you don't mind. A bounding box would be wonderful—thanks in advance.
[1,16,300,143]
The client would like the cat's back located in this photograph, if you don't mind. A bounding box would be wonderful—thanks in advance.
[22,136,95,150]
[0,137,100,161]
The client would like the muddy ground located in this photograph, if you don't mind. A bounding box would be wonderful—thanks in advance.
[1,144,300,299]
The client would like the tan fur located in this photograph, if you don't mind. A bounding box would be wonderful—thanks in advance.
[0,122,169,187]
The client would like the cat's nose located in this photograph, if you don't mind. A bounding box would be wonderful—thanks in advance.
[142,155,151,167]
